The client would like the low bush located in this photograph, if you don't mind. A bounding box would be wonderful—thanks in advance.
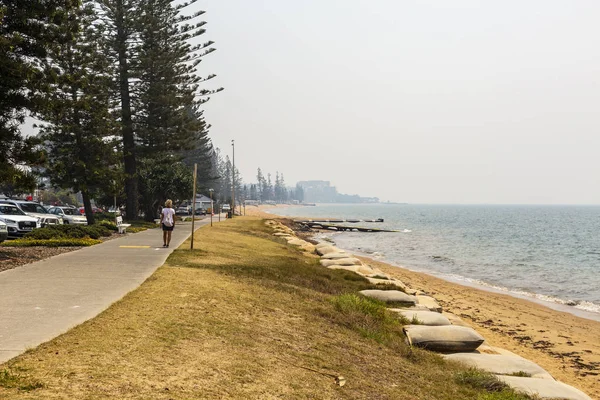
[329,293,409,345]
[3,238,101,247]
[23,225,113,241]
[0,369,44,391]
[97,220,118,231]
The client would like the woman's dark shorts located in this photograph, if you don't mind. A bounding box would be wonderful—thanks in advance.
[162,224,174,231]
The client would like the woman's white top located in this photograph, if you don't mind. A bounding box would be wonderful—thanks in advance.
[162,207,175,226]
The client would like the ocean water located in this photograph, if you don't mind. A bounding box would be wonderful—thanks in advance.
[269,204,600,320]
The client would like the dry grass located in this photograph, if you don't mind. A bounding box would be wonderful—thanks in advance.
[0,217,531,399]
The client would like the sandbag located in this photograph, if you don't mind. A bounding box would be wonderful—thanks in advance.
[316,246,344,256]
[359,290,417,306]
[357,265,375,275]
[321,252,353,259]
[273,232,291,237]
[320,258,362,267]
[403,325,484,352]
[405,288,424,296]
[496,376,592,400]
[367,278,407,290]
[326,265,360,273]
[416,295,442,313]
[444,354,554,380]
[315,242,334,249]
[396,310,451,326]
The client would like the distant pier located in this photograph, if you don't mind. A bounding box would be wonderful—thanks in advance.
[295,220,398,233]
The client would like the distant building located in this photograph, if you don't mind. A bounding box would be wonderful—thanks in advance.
[297,180,379,204]
[297,180,338,203]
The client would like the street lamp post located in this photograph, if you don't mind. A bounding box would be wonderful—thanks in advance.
[231,139,235,217]
[209,188,214,227]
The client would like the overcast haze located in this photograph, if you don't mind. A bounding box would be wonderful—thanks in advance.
[193,0,600,204]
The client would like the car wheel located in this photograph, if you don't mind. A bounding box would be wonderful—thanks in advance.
[64,220,69,224]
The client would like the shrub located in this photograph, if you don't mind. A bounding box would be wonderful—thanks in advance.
[23,224,113,240]
[97,220,118,231]
[3,238,101,247]
[329,293,408,344]
[0,369,44,391]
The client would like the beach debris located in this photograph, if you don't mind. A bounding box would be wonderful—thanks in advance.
[444,353,554,380]
[403,325,485,352]
[496,375,592,400]
[359,290,418,306]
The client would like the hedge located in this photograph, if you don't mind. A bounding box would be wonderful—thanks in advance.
[3,238,102,247]
[23,224,113,240]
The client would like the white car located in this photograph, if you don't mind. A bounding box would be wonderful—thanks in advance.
[0,220,7,243]
[47,206,88,225]
[0,200,62,227]
[0,204,40,238]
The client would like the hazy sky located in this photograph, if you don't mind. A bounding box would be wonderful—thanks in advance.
[195,0,600,204]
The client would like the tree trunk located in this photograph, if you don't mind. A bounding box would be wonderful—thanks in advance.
[82,190,95,225]
[116,0,138,220]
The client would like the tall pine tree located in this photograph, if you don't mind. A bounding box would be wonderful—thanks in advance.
[0,0,77,191]
[38,0,119,224]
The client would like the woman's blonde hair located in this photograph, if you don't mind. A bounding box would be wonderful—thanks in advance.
[165,199,173,208]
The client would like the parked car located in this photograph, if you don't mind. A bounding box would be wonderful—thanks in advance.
[195,208,207,216]
[78,206,103,215]
[221,204,231,212]
[0,220,8,243]
[175,206,191,216]
[47,206,88,225]
[0,200,62,227]
[0,204,40,238]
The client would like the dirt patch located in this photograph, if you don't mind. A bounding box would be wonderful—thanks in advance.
[0,232,123,273]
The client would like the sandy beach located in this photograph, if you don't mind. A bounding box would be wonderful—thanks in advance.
[251,204,600,398]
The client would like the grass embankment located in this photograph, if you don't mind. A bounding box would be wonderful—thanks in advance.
[0,217,531,399]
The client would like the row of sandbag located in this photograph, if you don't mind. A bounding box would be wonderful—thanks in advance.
[309,238,592,400]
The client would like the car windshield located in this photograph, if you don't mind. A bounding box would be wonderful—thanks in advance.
[62,208,78,215]
[0,205,26,215]
[20,203,49,214]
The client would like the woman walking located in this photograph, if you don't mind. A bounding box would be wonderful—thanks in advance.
[160,199,176,247]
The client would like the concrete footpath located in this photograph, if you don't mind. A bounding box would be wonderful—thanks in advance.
[0,219,210,364]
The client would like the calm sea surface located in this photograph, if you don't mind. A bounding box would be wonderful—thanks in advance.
[269,204,600,320]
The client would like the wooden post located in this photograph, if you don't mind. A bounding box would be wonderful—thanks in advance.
[191,163,197,250]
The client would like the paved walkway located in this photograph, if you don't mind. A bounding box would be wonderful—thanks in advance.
[0,219,210,364]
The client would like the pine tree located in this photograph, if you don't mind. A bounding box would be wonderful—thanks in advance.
[37,0,119,225]
[249,184,258,201]
[256,167,265,201]
[93,0,139,217]
[266,173,273,201]
[0,0,77,190]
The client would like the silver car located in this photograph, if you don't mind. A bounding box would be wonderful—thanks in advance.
[47,206,88,225]
[0,204,40,238]
[0,220,7,243]
[0,200,62,227]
